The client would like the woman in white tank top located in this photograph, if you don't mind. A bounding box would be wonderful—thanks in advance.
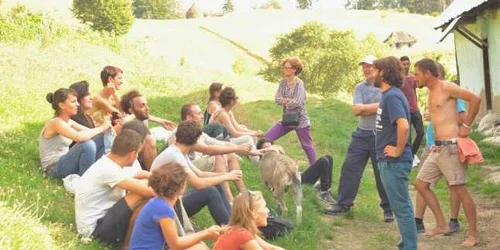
[39,88,110,178]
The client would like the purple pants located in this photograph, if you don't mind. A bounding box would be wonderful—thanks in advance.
[265,123,317,164]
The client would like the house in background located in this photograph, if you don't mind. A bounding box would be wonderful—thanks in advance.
[436,0,500,119]
[384,31,418,49]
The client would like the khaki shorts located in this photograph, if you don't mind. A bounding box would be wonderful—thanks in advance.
[192,155,216,172]
[416,145,467,185]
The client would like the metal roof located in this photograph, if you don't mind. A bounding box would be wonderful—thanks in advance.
[436,0,490,29]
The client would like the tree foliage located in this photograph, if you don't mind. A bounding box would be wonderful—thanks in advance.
[296,0,312,9]
[260,0,282,9]
[223,0,235,13]
[72,0,135,35]
[133,0,182,19]
[262,21,390,96]
[345,0,454,14]
[185,3,200,19]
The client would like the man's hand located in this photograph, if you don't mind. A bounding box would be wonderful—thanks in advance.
[236,143,252,153]
[105,82,116,95]
[255,130,265,137]
[383,145,402,158]
[205,225,222,240]
[423,112,431,121]
[248,149,263,156]
[226,170,242,181]
[282,98,291,105]
[159,119,176,131]
[458,126,471,138]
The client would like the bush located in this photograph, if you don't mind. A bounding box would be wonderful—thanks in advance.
[133,0,183,19]
[0,5,67,45]
[186,3,200,19]
[262,21,390,96]
[72,0,135,35]
[232,56,249,74]
[260,0,282,9]
[222,0,235,13]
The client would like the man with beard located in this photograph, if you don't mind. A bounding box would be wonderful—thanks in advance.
[413,58,480,247]
[373,56,417,250]
[120,90,175,170]
[325,55,393,222]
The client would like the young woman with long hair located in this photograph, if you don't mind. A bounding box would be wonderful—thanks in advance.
[213,191,285,250]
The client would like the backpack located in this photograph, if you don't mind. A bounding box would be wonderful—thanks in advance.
[258,215,294,240]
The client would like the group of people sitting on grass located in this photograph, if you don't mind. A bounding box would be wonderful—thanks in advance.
[39,59,335,249]
[39,54,480,249]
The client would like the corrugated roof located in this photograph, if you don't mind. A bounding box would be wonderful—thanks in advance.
[436,0,490,29]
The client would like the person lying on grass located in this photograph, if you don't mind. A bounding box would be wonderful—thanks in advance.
[129,162,222,250]
[256,138,336,205]
[213,190,285,250]
[39,88,110,179]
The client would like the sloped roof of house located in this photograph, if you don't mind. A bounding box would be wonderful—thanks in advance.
[383,31,417,44]
[436,0,492,29]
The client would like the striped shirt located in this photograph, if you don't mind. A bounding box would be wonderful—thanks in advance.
[275,78,310,128]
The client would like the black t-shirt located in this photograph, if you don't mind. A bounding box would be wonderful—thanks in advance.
[375,86,413,162]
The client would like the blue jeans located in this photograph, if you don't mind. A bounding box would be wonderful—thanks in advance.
[378,161,417,250]
[50,139,98,178]
[182,185,231,225]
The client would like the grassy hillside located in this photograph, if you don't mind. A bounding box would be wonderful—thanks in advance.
[1,3,499,250]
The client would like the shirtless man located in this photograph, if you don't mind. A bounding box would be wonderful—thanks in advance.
[413,58,481,247]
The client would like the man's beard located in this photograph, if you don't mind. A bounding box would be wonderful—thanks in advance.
[134,111,149,121]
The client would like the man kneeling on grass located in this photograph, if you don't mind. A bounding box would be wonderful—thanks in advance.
[151,120,242,226]
[75,129,155,248]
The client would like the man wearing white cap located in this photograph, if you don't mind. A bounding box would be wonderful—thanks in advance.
[325,55,394,222]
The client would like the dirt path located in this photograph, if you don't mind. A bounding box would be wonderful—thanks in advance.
[321,189,500,250]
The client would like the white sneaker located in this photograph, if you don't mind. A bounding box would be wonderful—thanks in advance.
[412,155,420,168]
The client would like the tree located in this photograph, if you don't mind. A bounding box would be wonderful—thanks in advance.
[133,0,182,19]
[296,0,312,9]
[72,0,134,35]
[260,0,282,9]
[223,0,235,13]
[262,21,390,96]
[185,3,200,19]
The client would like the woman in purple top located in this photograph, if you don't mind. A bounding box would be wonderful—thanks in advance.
[265,57,317,164]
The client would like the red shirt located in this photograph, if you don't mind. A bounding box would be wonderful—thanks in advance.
[400,75,419,112]
[213,227,255,250]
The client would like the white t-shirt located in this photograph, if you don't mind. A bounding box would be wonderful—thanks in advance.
[151,144,195,172]
[167,129,226,161]
[75,156,127,237]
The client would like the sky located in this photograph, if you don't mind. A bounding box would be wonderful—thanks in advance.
[180,0,348,13]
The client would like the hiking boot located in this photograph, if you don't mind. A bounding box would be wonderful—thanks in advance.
[324,204,350,215]
[445,220,460,236]
[416,222,426,234]
[319,190,336,205]
[384,211,395,223]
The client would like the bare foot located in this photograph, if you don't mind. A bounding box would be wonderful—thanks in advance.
[461,236,479,247]
[425,225,450,237]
